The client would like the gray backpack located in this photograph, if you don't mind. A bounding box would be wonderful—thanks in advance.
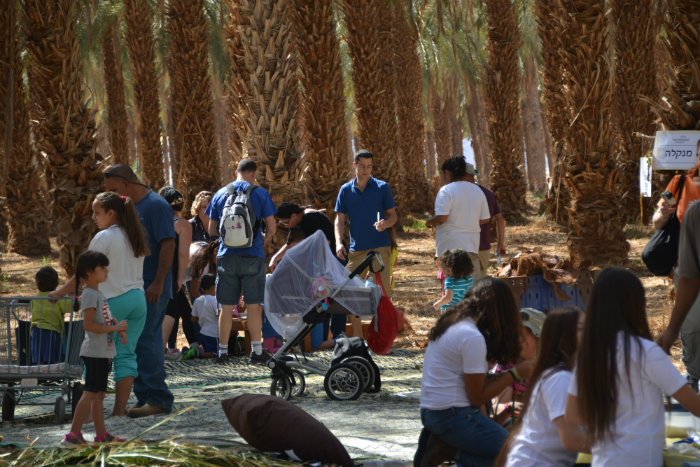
[219,183,258,248]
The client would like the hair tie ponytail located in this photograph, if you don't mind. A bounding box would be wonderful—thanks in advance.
[121,196,126,202]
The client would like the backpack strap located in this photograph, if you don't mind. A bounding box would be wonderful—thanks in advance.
[676,174,687,203]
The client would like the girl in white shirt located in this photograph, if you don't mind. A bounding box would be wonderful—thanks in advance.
[54,191,149,416]
[566,267,700,467]
[418,277,534,466]
[505,306,590,466]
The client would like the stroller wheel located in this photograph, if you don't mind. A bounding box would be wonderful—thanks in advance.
[324,363,362,401]
[270,375,292,400]
[342,356,375,392]
[290,370,306,397]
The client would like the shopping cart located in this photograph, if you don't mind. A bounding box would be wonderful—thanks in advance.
[0,296,84,423]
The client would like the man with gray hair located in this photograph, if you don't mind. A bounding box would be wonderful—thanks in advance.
[103,164,175,417]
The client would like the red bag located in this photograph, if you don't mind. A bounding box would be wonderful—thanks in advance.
[367,272,398,355]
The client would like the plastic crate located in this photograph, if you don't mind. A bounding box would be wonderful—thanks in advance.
[504,274,592,313]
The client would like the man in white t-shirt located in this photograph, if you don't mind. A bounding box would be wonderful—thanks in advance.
[426,156,491,278]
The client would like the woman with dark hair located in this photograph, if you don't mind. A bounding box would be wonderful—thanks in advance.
[504,306,590,466]
[158,187,196,359]
[566,267,700,467]
[419,277,534,466]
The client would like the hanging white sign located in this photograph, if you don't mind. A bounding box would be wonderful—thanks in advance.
[639,156,652,197]
[652,130,700,170]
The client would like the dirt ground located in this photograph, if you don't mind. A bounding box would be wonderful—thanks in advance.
[0,197,681,368]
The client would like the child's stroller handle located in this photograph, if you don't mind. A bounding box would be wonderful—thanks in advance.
[348,250,384,279]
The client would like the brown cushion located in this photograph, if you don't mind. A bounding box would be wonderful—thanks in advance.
[221,394,354,467]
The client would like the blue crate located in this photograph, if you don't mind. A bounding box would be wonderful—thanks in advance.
[518,274,588,313]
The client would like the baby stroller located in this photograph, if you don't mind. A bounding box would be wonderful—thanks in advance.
[264,230,383,401]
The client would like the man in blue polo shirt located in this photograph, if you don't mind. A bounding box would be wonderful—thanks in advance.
[335,150,398,304]
[207,158,277,364]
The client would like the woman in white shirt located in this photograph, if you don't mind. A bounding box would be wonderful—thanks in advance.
[505,306,590,466]
[419,277,534,466]
[566,267,700,467]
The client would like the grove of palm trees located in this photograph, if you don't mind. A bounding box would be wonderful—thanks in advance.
[1,0,698,274]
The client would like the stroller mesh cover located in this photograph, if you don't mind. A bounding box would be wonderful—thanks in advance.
[264,231,381,339]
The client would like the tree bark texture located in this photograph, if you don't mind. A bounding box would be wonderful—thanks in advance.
[102,23,129,166]
[167,0,219,208]
[123,0,164,189]
[1,0,50,255]
[289,0,350,212]
[22,0,103,274]
[559,0,629,265]
[484,0,527,221]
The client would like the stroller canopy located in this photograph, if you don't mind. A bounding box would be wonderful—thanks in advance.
[264,230,381,338]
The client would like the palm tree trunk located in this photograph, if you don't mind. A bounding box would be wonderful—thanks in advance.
[484,0,527,221]
[1,0,50,255]
[446,77,463,158]
[289,0,350,212]
[431,83,452,167]
[653,0,700,132]
[225,2,248,165]
[392,0,430,213]
[522,55,547,192]
[123,0,164,189]
[102,22,129,165]
[344,0,403,211]
[22,0,103,274]
[559,0,629,264]
[227,0,304,210]
[425,129,436,180]
[167,0,219,208]
[536,0,570,226]
[468,80,492,188]
[611,0,660,223]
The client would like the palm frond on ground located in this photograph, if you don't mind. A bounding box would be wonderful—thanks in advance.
[21,0,103,274]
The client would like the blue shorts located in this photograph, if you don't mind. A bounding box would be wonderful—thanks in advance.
[199,334,218,353]
[31,327,62,364]
[216,255,266,305]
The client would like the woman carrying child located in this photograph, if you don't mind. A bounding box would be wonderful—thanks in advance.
[63,251,128,444]
[53,192,148,416]
[566,267,700,467]
[433,249,473,312]
[418,277,534,466]
[503,306,590,466]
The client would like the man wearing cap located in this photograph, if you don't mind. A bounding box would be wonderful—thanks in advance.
[426,156,491,278]
[206,158,277,364]
[463,165,506,279]
[103,164,175,418]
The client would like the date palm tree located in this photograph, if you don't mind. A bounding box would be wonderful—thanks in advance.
[22,0,104,274]
[343,0,404,211]
[610,0,660,222]
[123,0,164,188]
[1,0,50,255]
[289,0,350,212]
[102,21,129,165]
[484,0,527,220]
[226,0,305,211]
[167,0,219,206]
[559,0,628,264]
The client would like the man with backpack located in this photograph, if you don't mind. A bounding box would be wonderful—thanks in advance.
[206,158,276,363]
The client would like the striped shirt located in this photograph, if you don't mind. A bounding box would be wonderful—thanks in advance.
[441,276,473,312]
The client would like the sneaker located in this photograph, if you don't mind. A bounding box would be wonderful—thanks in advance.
[183,347,197,360]
[94,432,126,443]
[215,353,231,364]
[249,350,271,365]
[164,349,182,361]
[62,432,87,445]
